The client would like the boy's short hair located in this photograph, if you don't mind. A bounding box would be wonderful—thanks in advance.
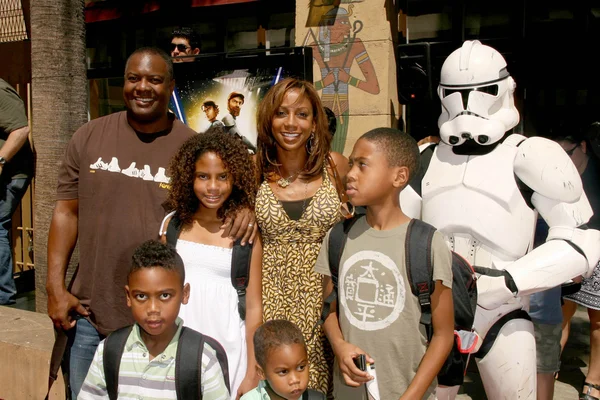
[361,127,420,179]
[129,240,185,284]
[254,320,306,369]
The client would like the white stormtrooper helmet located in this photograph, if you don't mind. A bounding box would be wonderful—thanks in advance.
[437,40,520,147]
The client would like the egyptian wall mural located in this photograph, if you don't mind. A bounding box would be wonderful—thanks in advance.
[302,0,381,154]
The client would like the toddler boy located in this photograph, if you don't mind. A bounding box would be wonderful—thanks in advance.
[242,319,314,400]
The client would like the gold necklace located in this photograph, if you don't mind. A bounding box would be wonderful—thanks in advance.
[276,165,304,188]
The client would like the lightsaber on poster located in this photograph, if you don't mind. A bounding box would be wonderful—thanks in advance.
[170,86,187,125]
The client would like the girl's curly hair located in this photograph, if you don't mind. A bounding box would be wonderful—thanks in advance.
[165,127,257,224]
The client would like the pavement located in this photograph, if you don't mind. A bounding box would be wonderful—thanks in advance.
[8,286,590,399]
[457,305,590,399]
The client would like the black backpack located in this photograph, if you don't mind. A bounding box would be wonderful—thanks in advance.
[301,390,327,399]
[166,214,253,320]
[323,215,478,386]
[103,325,230,400]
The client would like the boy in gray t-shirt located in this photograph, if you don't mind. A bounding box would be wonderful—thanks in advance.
[315,128,454,399]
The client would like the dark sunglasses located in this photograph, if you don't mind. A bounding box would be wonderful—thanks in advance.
[170,43,190,52]
[565,144,579,156]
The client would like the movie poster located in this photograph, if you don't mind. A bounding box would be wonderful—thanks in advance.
[170,49,312,152]
[88,49,311,146]
[171,66,288,152]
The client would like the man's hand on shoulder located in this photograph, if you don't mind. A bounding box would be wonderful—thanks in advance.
[220,207,257,245]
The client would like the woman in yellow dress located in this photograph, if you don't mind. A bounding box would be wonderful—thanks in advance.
[255,78,349,395]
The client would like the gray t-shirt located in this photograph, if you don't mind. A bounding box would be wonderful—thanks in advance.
[315,217,453,399]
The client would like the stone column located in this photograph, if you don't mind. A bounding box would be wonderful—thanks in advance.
[31,0,87,312]
[296,0,400,155]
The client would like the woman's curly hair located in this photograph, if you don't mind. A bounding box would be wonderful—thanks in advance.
[165,127,257,224]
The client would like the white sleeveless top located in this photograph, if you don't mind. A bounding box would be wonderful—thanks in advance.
[160,214,246,397]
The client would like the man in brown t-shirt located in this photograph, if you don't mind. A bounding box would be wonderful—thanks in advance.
[45,47,257,398]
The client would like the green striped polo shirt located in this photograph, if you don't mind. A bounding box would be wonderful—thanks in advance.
[78,318,229,399]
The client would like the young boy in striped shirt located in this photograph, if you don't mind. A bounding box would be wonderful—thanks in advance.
[78,240,230,399]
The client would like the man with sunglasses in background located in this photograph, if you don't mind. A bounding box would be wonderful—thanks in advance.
[170,27,200,63]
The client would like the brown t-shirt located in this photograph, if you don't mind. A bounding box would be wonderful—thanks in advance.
[57,111,195,335]
[315,217,453,399]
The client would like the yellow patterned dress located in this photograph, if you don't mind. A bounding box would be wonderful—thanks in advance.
[256,169,342,394]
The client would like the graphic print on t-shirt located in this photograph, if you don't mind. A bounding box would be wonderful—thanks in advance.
[89,156,170,184]
[340,250,406,331]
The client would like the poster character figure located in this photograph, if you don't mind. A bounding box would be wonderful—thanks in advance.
[306,5,380,153]
[202,100,225,129]
[222,92,256,153]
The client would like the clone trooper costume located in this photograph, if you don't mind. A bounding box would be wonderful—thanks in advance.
[400,40,600,399]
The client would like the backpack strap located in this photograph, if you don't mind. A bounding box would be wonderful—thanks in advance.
[166,214,182,247]
[176,326,204,400]
[231,239,253,320]
[318,214,365,327]
[202,334,232,396]
[302,389,326,399]
[405,219,436,340]
[103,325,134,400]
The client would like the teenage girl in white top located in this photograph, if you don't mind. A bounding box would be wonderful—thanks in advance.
[160,129,262,399]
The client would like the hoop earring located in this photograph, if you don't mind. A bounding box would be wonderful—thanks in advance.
[340,202,355,219]
[306,132,315,155]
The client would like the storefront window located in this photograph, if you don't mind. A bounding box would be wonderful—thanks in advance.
[89,77,125,120]
[86,1,295,120]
